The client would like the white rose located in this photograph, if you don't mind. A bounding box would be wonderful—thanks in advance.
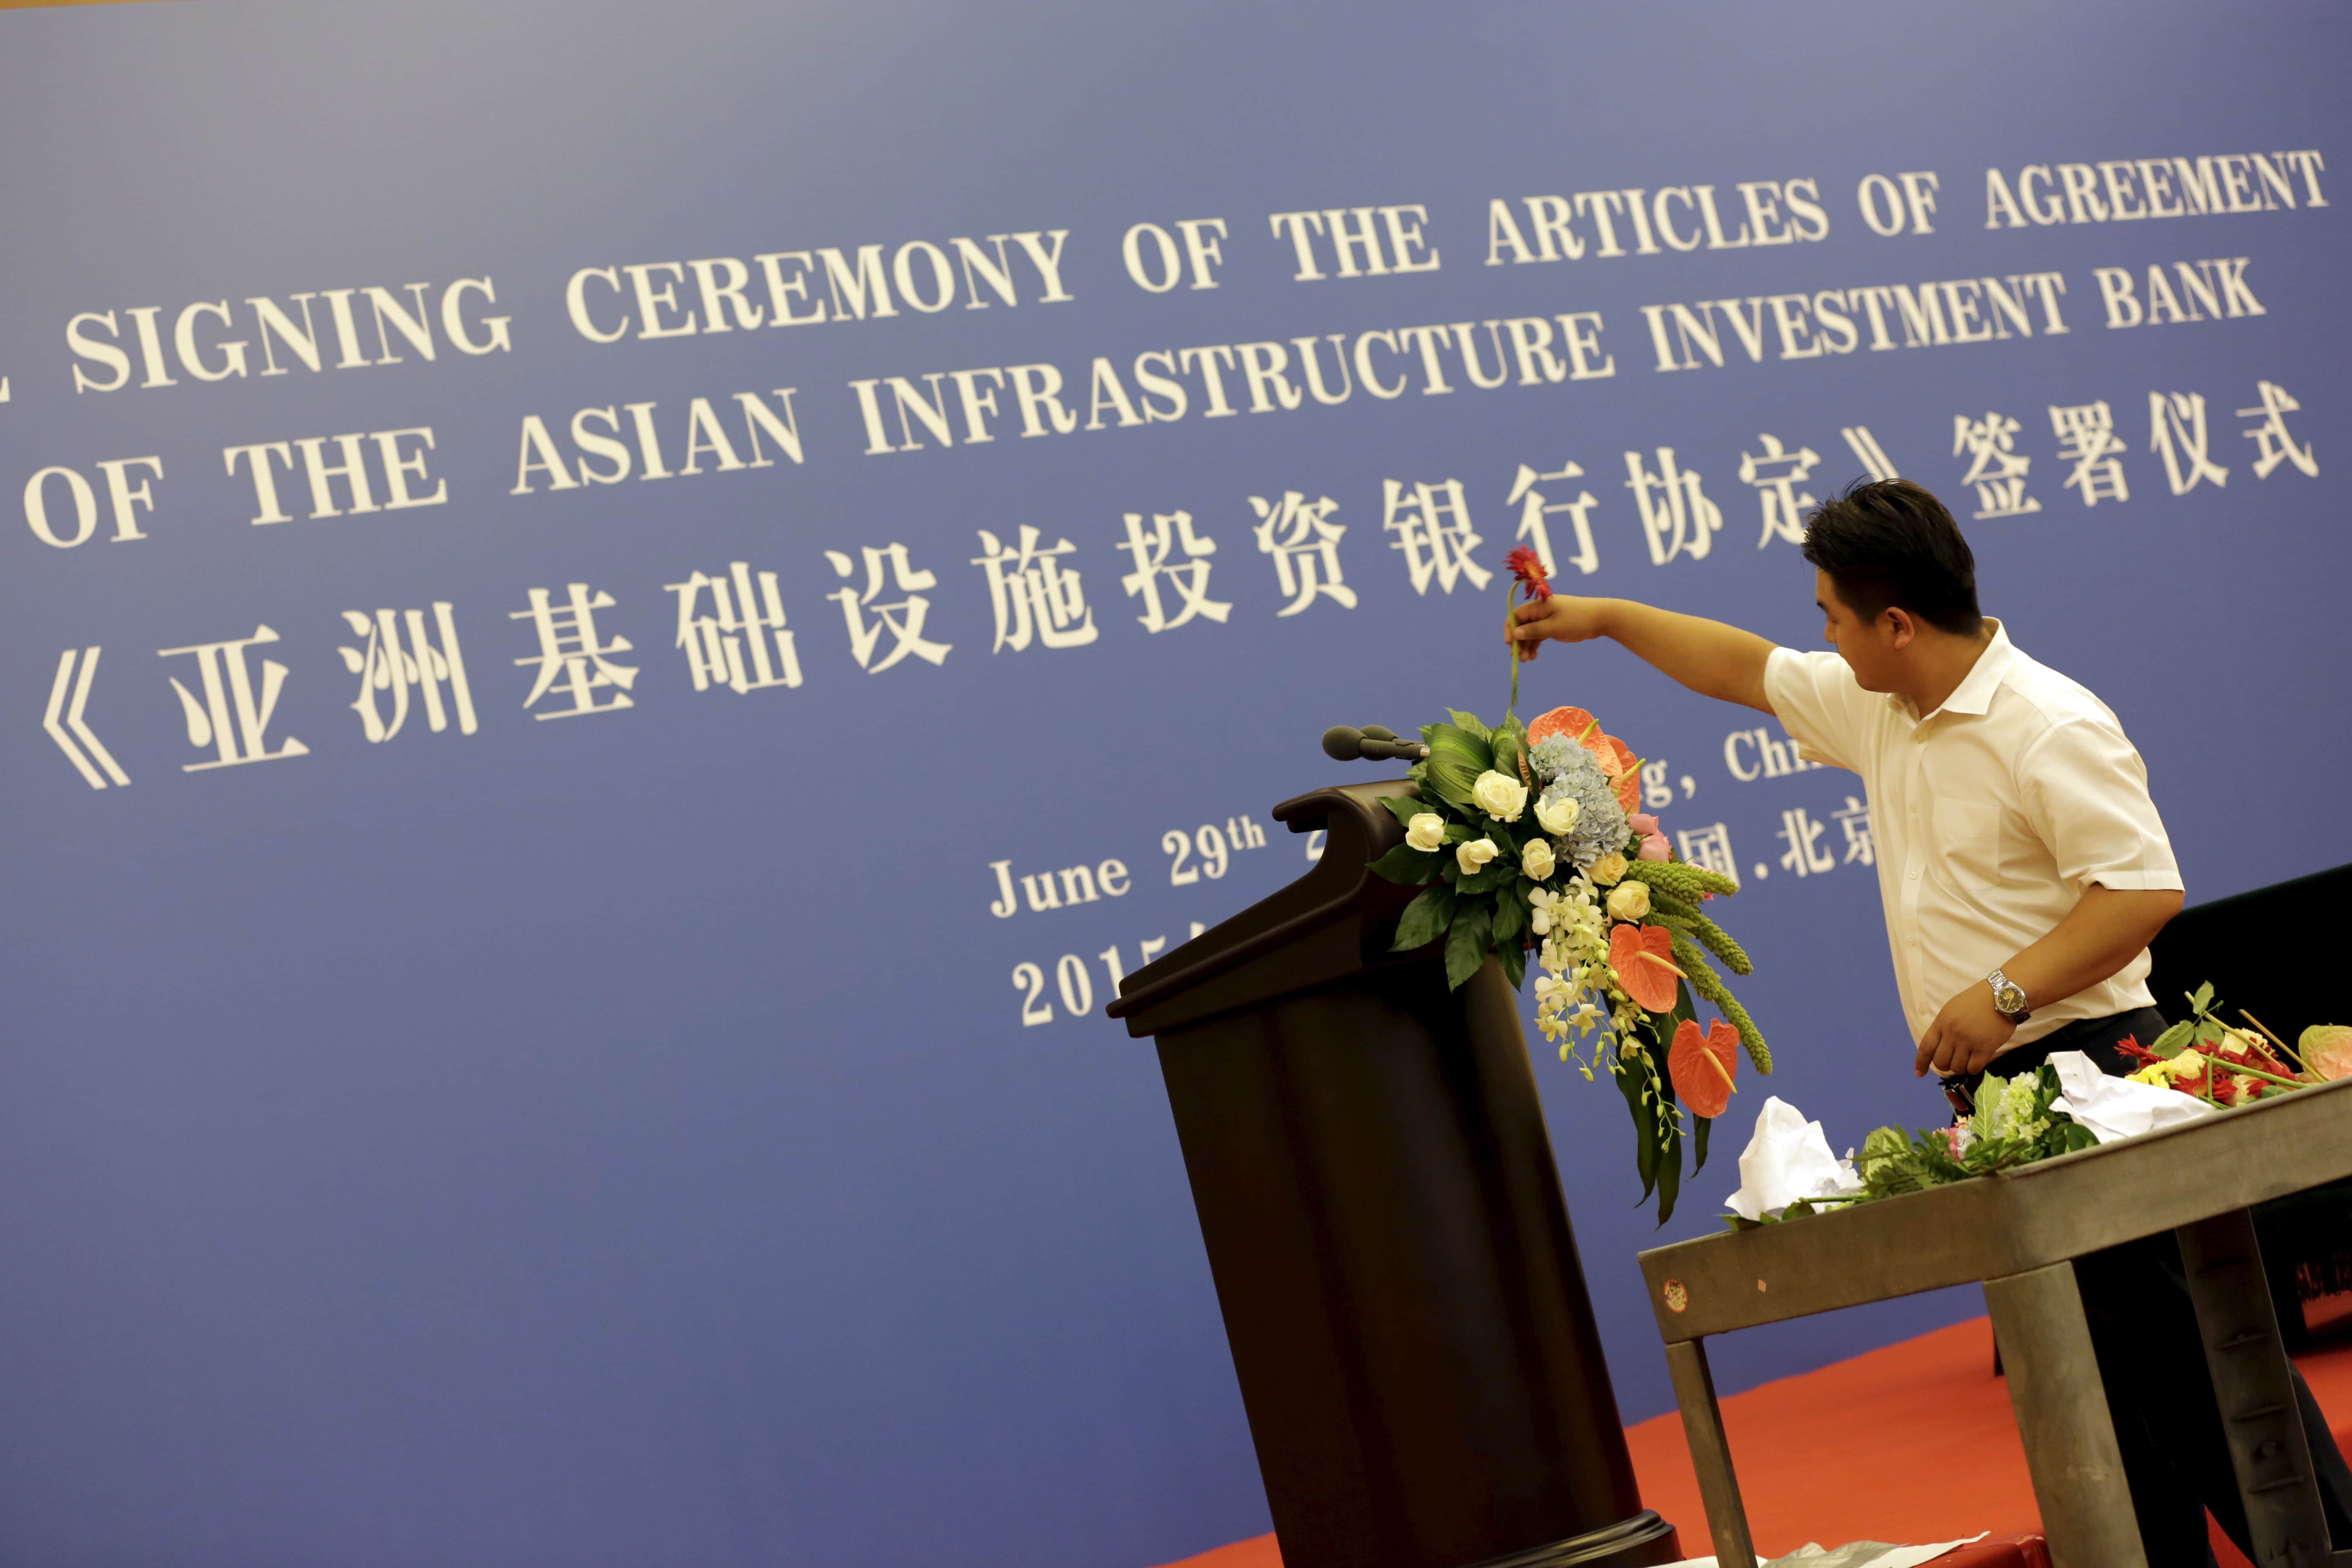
[1606,881,1651,922]
[1520,838,1556,881]
[1472,770,1528,822]
[1457,837,1499,876]
[1405,812,1447,853]
[1590,851,1628,886]
[1535,793,1579,836]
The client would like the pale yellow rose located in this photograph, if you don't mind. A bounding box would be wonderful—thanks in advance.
[1472,770,1528,822]
[1405,813,1447,853]
[1535,794,1580,835]
[1590,851,1629,886]
[1606,881,1651,922]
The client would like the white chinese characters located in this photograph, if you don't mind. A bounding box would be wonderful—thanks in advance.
[1118,511,1231,633]
[1250,491,1356,614]
[973,526,1098,651]
[161,625,310,769]
[825,543,953,673]
[339,604,477,740]
[512,584,638,719]
[668,563,803,694]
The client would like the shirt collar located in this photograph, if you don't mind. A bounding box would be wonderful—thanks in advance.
[1920,619,2014,720]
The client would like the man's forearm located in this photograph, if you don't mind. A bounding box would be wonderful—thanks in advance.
[1598,600,1777,713]
[2002,886,2186,1012]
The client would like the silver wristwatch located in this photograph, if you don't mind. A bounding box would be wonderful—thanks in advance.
[1987,968,2031,1022]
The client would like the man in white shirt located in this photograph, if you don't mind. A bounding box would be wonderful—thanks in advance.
[1509,478,2347,1566]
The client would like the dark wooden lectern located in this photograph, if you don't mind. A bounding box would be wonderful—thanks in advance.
[1108,782,1681,1568]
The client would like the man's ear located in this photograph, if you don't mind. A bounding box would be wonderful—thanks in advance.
[1882,606,1917,649]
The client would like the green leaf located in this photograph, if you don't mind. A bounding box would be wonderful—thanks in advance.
[1447,709,1494,746]
[1499,940,1527,990]
[1693,1114,1712,1173]
[1379,794,1425,830]
[1455,858,1515,895]
[1443,898,1493,989]
[1421,724,1496,808]
[1443,821,1475,844]
[1489,728,1525,785]
[1368,844,1441,886]
[1656,1117,1682,1225]
[1390,884,1457,952]
[2149,1020,2196,1060]
[2189,980,2216,1015]
[1616,1063,1658,1201]
[1653,1053,1684,1224]
[1423,753,1483,812]
[1492,882,1528,944]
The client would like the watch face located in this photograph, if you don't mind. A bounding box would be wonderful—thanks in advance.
[1996,983,2025,1013]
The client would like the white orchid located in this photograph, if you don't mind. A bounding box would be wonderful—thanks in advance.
[1528,886,1565,936]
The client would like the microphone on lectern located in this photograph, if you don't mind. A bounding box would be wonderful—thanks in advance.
[1322,724,1431,762]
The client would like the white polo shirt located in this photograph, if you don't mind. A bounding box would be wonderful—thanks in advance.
[1763,620,2183,1051]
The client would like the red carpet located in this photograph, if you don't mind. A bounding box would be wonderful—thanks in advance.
[1155,1315,2352,1568]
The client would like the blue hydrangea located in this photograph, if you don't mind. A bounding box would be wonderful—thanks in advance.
[1528,735,1583,782]
[1533,740,1628,870]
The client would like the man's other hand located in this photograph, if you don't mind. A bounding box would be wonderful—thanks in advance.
[1915,984,2019,1077]
[1510,595,1612,660]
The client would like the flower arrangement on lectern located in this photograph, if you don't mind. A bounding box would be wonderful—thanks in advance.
[1366,547,1772,1221]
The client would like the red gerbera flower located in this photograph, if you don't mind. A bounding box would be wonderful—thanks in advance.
[1504,546,1552,601]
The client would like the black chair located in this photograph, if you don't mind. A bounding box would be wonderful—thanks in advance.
[2148,862,2352,1349]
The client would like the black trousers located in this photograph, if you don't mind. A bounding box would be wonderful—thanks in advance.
[1949,1008,2352,1566]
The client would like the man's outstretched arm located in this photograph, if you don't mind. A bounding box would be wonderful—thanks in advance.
[1510,595,1778,714]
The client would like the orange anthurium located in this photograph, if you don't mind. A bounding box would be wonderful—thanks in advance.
[1593,734,1642,812]
[1528,706,1600,749]
[1670,1018,1741,1119]
[1529,706,1641,811]
[1608,922,1682,1013]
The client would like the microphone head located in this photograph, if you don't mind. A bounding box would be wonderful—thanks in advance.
[1321,725,1365,761]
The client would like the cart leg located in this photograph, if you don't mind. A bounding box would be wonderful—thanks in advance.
[1664,1337,1757,1568]
[1983,1263,2149,1568]
[2176,1208,2332,1568]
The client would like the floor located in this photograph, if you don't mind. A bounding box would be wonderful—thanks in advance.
[1155,1309,2352,1568]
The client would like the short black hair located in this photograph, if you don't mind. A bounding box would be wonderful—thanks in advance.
[1800,478,1983,635]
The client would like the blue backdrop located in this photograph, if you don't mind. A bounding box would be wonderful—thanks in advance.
[3,2,2347,1564]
